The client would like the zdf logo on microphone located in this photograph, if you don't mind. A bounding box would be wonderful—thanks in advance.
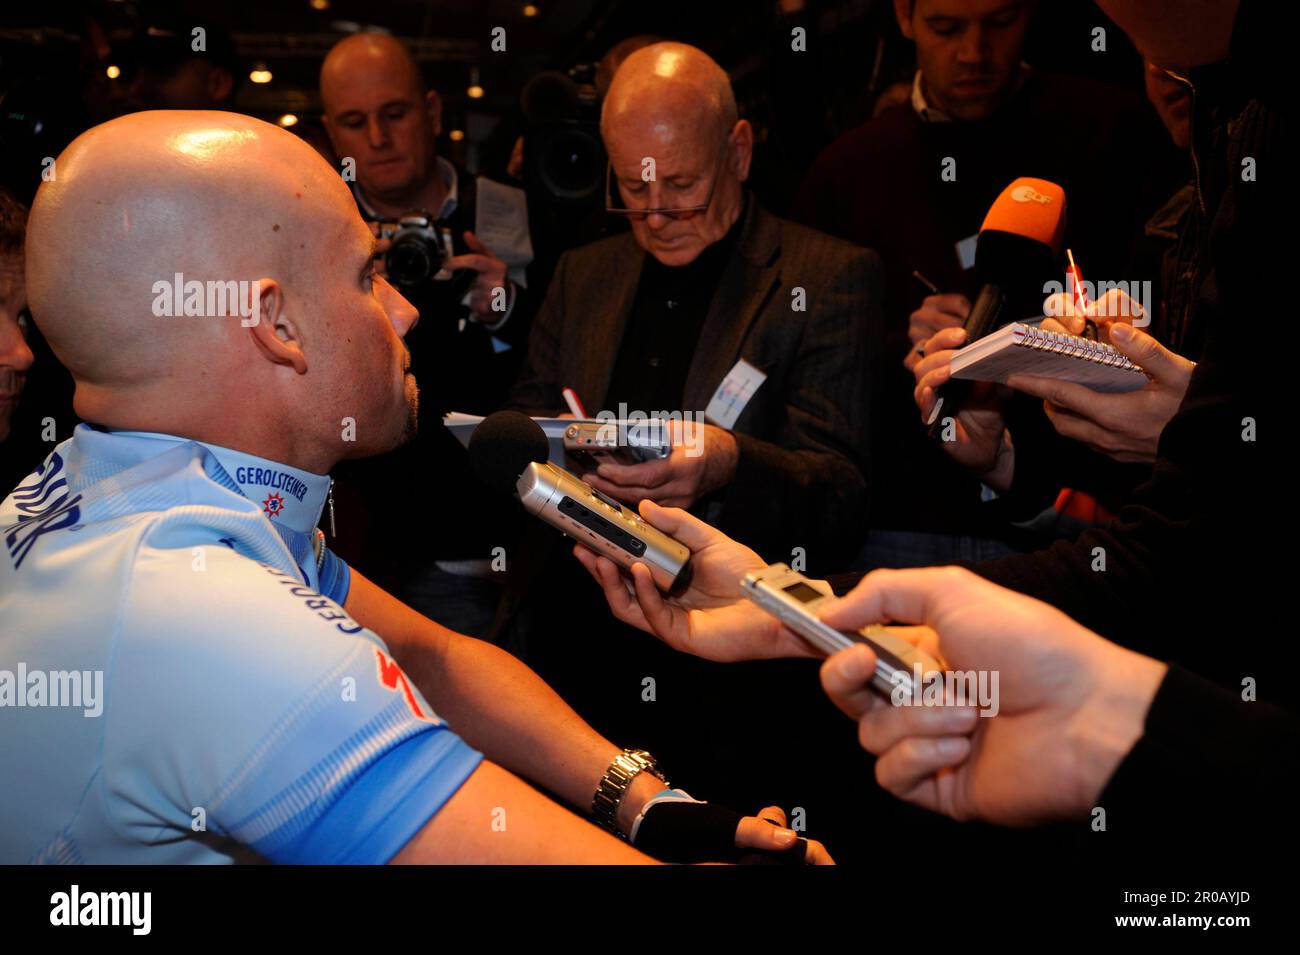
[1011,184,1054,204]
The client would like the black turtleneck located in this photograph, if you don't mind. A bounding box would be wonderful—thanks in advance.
[605,203,747,414]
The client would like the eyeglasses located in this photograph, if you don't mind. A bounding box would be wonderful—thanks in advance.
[605,151,727,221]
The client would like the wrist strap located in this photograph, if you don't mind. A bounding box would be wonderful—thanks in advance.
[629,788,702,843]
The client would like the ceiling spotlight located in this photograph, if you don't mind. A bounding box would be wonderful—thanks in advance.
[449,129,465,141]
[467,66,484,100]
[278,114,299,128]
[249,64,273,84]
[310,0,331,9]
[523,4,539,16]
[105,64,121,79]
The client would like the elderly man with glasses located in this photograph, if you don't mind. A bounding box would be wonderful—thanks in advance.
[510,41,882,573]
[501,44,883,822]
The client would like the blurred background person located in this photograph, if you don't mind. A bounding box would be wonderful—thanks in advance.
[0,185,77,497]
[120,17,238,111]
[793,0,1182,571]
[904,58,1201,545]
[0,188,35,491]
[318,32,538,636]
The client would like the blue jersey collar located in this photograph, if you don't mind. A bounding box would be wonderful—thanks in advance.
[90,426,331,536]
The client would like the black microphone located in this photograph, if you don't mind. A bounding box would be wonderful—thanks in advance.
[928,178,1067,439]
[468,411,693,594]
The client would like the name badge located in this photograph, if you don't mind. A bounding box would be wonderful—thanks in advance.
[705,358,767,429]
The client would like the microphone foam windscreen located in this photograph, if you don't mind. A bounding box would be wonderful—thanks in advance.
[467,411,551,496]
[980,177,1067,255]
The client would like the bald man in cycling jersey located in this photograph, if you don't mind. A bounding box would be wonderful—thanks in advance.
[0,111,828,865]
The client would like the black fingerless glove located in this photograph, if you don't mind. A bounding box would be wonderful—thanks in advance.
[630,792,809,865]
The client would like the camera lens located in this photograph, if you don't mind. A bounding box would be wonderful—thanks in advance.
[539,126,603,202]
[386,232,443,286]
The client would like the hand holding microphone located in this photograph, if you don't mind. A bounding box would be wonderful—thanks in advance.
[913,326,1016,491]
[468,411,693,594]
[926,177,1067,440]
[905,292,970,372]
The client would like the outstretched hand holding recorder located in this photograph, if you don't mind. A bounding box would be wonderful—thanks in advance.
[468,411,693,594]
[572,496,940,683]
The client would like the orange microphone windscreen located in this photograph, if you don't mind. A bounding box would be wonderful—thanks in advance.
[980,177,1067,255]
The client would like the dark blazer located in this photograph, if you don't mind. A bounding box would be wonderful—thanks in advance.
[509,195,883,569]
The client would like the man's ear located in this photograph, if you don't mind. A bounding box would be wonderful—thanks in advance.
[425,90,443,138]
[246,278,309,375]
[893,0,916,40]
[730,119,755,182]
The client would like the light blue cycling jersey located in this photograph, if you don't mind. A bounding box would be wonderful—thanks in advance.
[0,424,482,864]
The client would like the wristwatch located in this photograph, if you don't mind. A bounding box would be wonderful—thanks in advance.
[591,749,667,837]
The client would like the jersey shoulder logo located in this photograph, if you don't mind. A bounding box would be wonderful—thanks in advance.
[5,452,83,570]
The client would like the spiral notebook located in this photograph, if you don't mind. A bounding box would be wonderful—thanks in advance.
[950,323,1149,393]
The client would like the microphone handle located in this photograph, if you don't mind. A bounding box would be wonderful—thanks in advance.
[926,283,1005,440]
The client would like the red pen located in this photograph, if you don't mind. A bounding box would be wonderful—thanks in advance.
[1066,248,1096,339]
[561,387,588,418]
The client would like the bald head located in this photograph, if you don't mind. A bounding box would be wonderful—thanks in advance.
[321,33,426,110]
[601,42,738,147]
[600,43,751,267]
[30,112,345,382]
[319,34,441,209]
[26,110,419,471]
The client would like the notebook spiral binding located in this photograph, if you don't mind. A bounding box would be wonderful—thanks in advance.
[1011,324,1140,370]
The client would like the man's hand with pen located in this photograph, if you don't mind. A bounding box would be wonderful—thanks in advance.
[1011,288,1197,465]
[910,282,1196,468]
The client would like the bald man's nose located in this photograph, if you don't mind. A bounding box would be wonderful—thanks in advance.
[367,114,390,150]
[378,277,419,337]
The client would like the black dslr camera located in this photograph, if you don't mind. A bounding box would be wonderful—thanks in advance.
[375,213,472,296]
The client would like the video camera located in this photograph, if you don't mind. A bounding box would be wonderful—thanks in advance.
[521,64,606,206]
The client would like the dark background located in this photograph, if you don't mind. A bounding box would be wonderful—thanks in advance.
[1,0,1147,207]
